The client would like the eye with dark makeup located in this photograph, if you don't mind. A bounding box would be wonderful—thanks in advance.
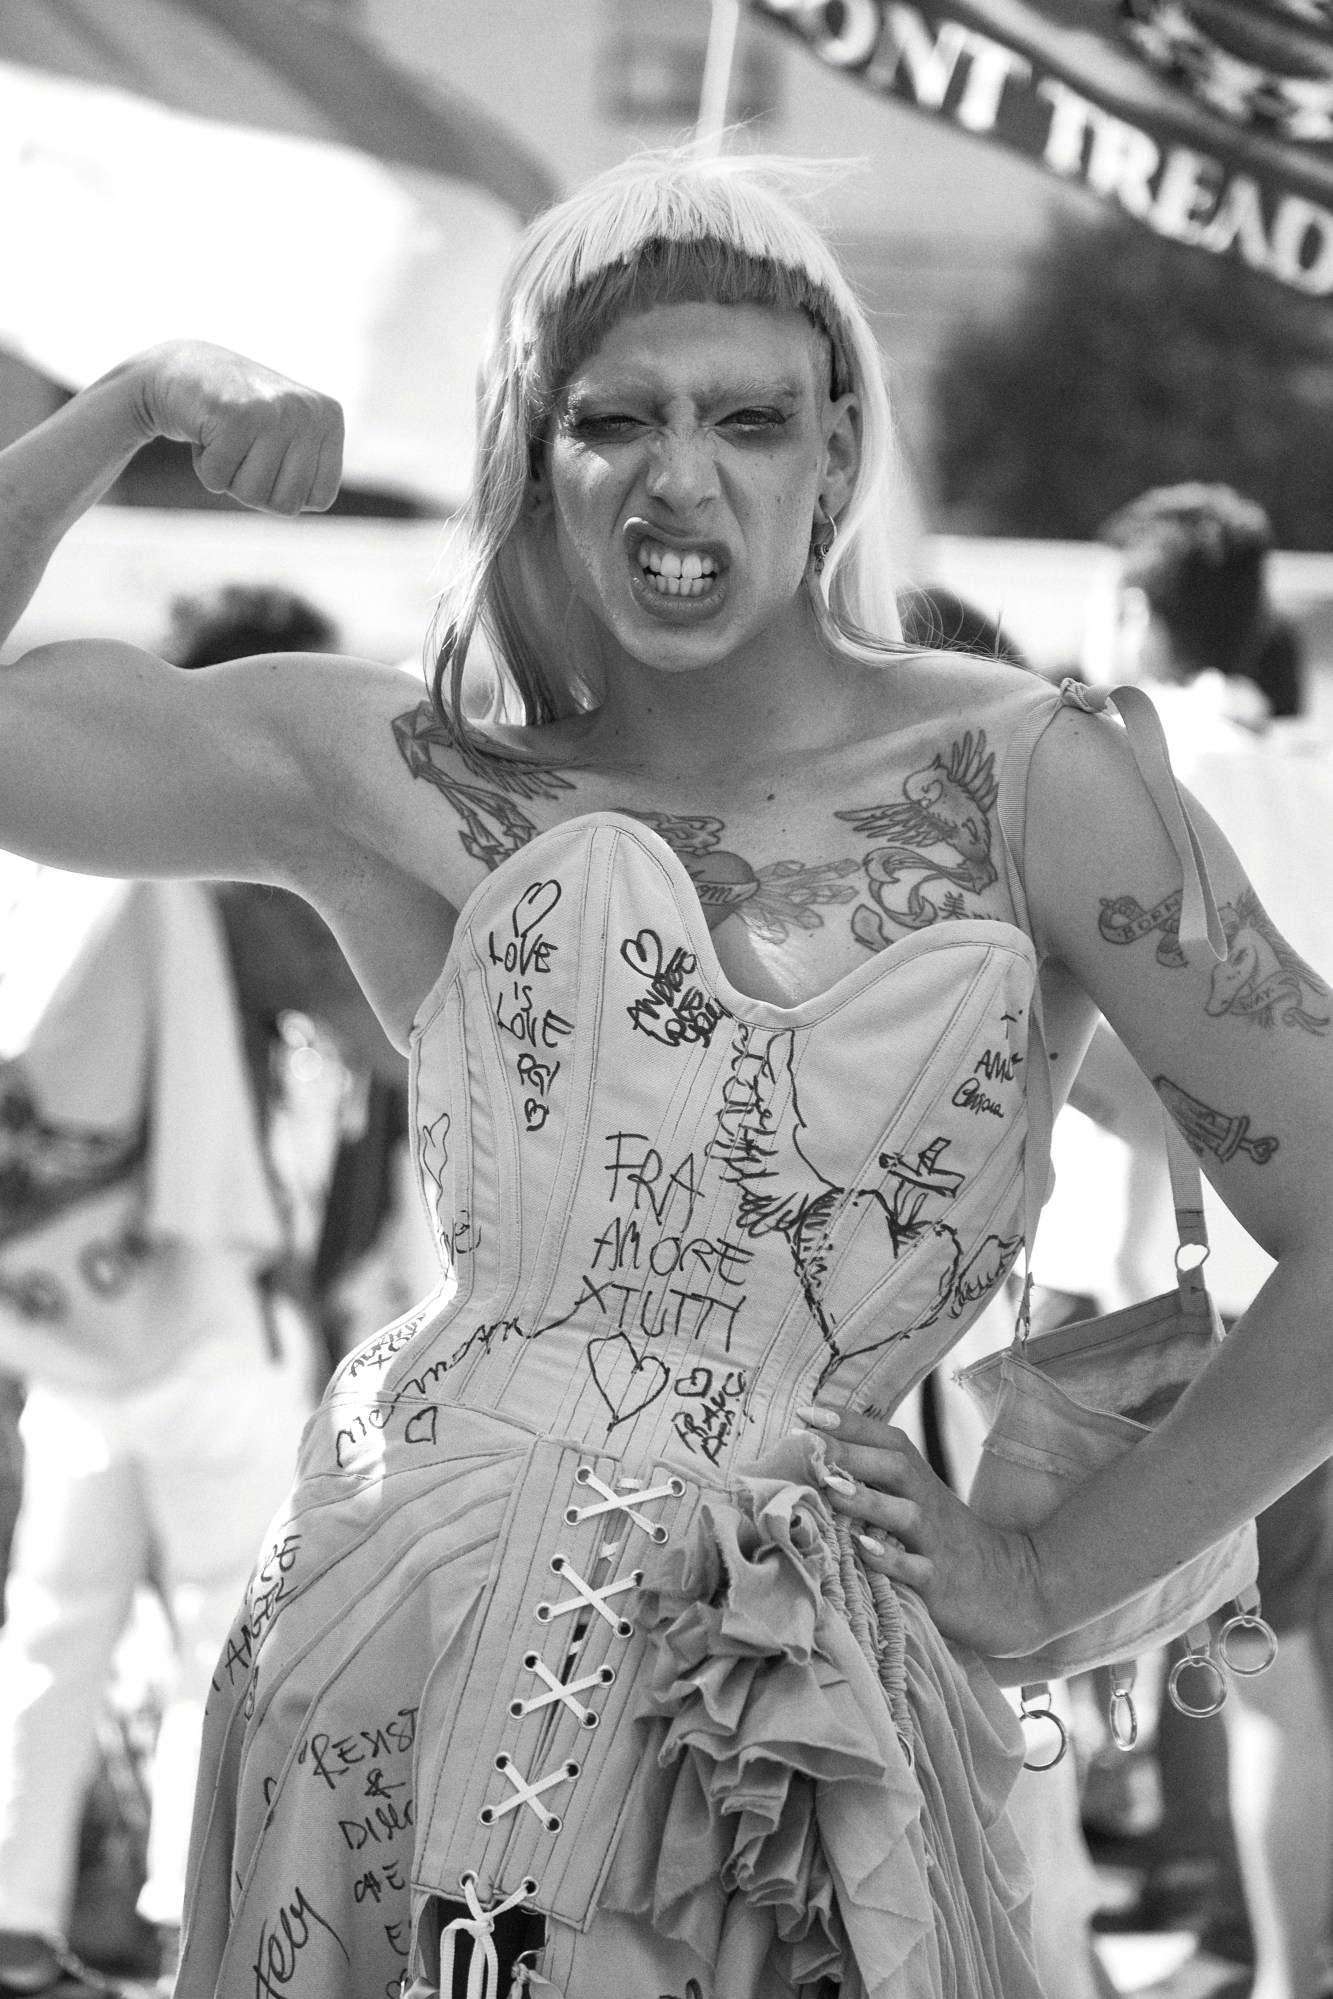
[563,410,645,442]
[717,406,790,437]
[560,401,793,445]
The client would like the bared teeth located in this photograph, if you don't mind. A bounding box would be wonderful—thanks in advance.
[635,538,719,597]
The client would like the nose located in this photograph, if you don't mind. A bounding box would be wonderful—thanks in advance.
[644,421,719,514]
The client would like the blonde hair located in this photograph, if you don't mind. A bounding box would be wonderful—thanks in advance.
[429,149,904,729]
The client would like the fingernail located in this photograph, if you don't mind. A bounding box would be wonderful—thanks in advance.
[822,1471,856,1496]
[857,1533,886,1554]
[795,1405,840,1430]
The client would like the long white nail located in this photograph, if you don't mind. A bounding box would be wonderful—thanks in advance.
[822,1470,856,1496]
[795,1405,840,1430]
[857,1532,886,1555]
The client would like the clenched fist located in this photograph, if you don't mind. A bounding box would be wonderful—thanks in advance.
[129,341,344,515]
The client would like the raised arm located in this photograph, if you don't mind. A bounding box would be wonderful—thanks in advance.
[0,339,348,878]
[0,341,342,642]
[0,344,458,1046]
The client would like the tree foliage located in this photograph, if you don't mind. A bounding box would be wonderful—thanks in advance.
[928,215,1333,550]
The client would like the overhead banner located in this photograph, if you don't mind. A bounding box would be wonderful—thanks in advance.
[749,1,1333,297]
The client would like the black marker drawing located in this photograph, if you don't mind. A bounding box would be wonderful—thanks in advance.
[392,701,574,871]
[486,880,569,1130]
[486,879,562,977]
[951,1076,1004,1119]
[587,1330,672,1430]
[417,1112,450,1211]
[251,1886,350,1999]
[1155,1076,1280,1165]
[875,1138,964,1258]
[836,731,999,948]
[620,929,729,1047]
[672,1364,747,1463]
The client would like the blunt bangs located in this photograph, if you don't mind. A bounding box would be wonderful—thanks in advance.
[532,238,852,428]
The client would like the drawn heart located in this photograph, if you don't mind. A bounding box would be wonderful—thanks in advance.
[620,928,664,978]
[587,1332,671,1432]
[513,879,561,934]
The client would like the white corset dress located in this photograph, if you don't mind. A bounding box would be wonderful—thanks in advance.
[177,674,1125,1999]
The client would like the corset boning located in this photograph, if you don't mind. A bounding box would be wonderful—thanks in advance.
[357,818,1040,1483]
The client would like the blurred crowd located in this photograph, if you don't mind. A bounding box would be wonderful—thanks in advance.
[0,480,1328,1999]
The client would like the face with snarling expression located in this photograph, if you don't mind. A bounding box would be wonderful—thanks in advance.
[534,301,859,679]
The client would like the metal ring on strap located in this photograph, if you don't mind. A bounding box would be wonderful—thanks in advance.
[1018,1685,1068,1771]
[1168,1649,1228,1719]
[1108,1685,1139,1752]
[1218,1608,1280,1679]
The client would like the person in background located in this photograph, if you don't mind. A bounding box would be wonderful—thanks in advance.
[0,865,316,1999]
[1097,482,1276,740]
[167,587,417,1383]
[164,582,337,671]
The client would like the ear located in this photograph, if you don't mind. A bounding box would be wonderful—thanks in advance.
[819,390,861,520]
[524,441,554,519]
[1113,583,1154,680]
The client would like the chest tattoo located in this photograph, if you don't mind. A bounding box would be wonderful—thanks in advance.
[392,703,1006,958]
[627,811,860,941]
[835,731,1000,950]
[392,701,574,872]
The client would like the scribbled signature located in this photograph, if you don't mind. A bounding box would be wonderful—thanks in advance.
[252,1887,349,1999]
[621,929,728,1048]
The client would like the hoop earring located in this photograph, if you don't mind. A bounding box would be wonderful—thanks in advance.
[810,505,838,577]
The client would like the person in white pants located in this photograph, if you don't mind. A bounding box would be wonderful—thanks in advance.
[0,868,316,1998]
[0,1289,310,1952]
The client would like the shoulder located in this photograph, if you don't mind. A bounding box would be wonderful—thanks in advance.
[848,652,1067,807]
[862,649,1060,739]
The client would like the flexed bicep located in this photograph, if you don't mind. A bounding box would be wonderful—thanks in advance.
[1024,702,1333,1261]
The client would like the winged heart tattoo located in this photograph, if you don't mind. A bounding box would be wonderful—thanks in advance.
[836,731,1000,950]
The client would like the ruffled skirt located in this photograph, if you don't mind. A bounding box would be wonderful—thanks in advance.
[177,1398,1039,1999]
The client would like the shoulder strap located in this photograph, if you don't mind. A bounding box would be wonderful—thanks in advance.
[1017,684,1225,1334]
[1058,680,1227,962]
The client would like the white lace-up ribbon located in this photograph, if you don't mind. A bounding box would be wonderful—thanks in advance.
[533,1555,641,1637]
[479,1751,581,1832]
[439,1874,537,1999]
[509,1651,615,1728]
[563,1468,685,1542]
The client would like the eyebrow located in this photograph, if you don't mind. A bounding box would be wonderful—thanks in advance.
[560,377,806,418]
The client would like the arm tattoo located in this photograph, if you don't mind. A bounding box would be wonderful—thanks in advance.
[627,809,859,940]
[1101,883,1330,1034]
[1155,1075,1279,1166]
[392,700,575,872]
[835,732,999,950]
[1099,888,1187,966]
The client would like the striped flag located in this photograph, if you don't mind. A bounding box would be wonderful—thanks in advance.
[0,0,557,505]
[749,1,1333,297]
